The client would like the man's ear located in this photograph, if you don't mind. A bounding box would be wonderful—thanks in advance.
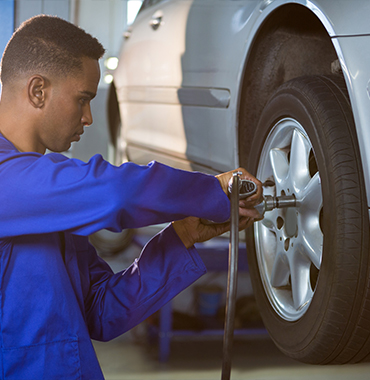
[28,75,47,108]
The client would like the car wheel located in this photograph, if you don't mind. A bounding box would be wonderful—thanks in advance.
[98,84,132,255]
[246,75,370,364]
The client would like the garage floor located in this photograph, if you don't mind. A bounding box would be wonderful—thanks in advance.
[92,229,370,380]
[94,334,370,380]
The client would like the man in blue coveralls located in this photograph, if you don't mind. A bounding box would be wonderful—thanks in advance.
[0,15,262,379]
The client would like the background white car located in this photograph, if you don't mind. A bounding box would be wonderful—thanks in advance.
[110,0,370,365]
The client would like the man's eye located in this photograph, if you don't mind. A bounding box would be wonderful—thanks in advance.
[80,98,89,105]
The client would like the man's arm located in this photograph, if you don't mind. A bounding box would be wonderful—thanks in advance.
[0,147,230,237]
[83,224,207,341]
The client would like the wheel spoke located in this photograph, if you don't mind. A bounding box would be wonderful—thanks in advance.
[270,252,290,287]
[269,148,289,185]
[301,172,322,212]
[299,172,323,269]
[289,129,311,190]
[299,231,322,270]
[261,209,278,230]
[290,251,312,310]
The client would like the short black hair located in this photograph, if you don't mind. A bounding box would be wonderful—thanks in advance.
[0,15,105,86]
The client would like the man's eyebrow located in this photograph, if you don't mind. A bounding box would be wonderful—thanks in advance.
[79,91,96,99]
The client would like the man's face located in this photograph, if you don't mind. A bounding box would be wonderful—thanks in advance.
[38,57,100,153]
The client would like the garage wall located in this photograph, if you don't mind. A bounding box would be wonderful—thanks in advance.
[14,0,69,25]
[0,0,15,95]
[78,0,126,61]
[73,0,127,162]
[0,1,14,56]
[14,0,126,58]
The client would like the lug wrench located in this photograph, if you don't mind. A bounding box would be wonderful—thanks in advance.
[221,172,242,380]
[221,175,297,380]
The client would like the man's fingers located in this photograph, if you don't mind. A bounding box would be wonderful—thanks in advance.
[237,216,254,231]
[238,206,261,219]
[203,221,230,238]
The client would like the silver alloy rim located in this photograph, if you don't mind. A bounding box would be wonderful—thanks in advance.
[255,118,323,321]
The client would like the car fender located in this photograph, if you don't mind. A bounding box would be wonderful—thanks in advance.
[236,0,370,206]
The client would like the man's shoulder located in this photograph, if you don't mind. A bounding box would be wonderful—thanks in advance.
[0,135,68,164]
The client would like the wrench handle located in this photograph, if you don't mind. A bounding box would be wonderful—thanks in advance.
[221,173,240,380]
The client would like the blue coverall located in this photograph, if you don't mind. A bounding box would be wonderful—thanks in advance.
[0,134,230,379]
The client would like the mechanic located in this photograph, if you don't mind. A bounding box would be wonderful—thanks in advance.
[0,15,262,379]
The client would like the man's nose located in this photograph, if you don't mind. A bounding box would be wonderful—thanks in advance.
[81,105,93,126]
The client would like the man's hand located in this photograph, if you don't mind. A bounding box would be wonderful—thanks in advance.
[172,216,253,249]
[216,167,263,220]
[173,167,263,248]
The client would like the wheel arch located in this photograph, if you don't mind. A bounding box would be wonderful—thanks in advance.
[237,3,343,170]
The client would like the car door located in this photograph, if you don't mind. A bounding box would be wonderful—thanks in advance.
[179,0,259,171]
[115,0,259,172]
[115,0,195,170]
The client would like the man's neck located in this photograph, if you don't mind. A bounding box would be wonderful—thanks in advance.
[0,105,44,154]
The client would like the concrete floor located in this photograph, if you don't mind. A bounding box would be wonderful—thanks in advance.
[94,334,370,380]
[92,229,370,380]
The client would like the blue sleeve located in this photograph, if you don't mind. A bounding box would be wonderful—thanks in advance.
[83,224,207,341]
[0,144,230,238]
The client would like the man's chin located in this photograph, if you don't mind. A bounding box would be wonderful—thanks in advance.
[47,143,71,154]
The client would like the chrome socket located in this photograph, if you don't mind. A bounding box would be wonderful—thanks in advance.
[255,194,297,216]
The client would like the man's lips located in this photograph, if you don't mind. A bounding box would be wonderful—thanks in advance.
[72,130,84,141]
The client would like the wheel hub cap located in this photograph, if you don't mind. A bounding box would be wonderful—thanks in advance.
[255,118,323,321]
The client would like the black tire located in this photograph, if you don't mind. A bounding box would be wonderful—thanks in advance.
[246,75,370,364]
[107,83,126,166]
[96,84,132,255]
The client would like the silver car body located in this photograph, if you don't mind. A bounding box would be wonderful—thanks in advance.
[114,0,370,211]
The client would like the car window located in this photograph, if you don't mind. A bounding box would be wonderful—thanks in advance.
[139,0,166,13]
